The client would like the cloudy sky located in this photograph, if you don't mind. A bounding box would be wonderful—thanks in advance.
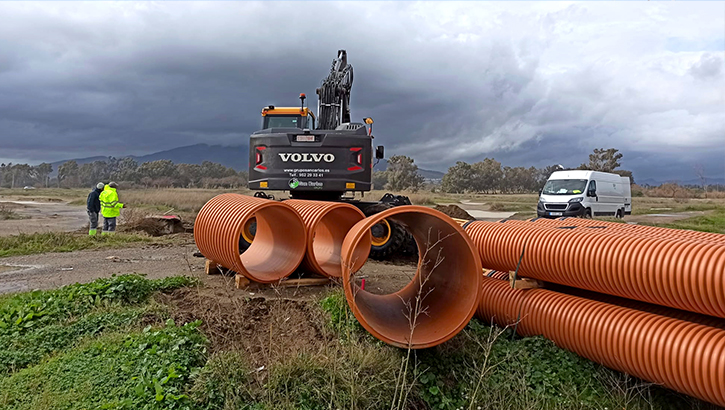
[0,1,723,181]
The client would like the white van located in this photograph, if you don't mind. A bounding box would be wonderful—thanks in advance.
[537,170,632,218]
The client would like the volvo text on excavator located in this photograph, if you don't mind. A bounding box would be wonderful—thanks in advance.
[246,50,415,260]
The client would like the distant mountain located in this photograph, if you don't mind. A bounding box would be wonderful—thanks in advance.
[50,144,446,179]
[50,144,248,174]
[373,158,445,180]
[638,177,725,186]
[134,144,248,169]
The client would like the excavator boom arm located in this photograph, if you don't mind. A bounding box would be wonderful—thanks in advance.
[315,50,353,130]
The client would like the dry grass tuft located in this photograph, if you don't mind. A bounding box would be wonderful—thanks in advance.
[120,188,243,213]
[0,203,28,220]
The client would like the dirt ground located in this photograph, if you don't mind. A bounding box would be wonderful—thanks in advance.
[0,193,713,299]
[0,237,418,298]
[453,200,519,220]
[0,199,88,236]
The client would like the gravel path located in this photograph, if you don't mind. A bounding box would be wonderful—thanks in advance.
[0,200,88,236]
[0,241,417,298]
[0,243,202,294]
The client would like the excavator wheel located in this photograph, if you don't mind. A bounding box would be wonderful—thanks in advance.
[401,230,418,256]
[238,217,256,253]
[361,203,407,260]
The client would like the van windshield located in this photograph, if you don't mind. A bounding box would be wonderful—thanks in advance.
[542,179,588,195]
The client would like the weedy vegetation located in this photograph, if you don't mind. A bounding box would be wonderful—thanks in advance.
[650,208,725,234]
[0,274,714,409]
[0,275,201,410]
[0,204,28,221]
[0,232,154,258]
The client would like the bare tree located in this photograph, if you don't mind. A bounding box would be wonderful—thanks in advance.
[694,164,707,198]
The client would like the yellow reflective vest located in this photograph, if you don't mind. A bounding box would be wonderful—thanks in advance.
[99,185,124,218]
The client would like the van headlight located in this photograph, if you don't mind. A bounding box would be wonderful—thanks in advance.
[538,198,546,203]
[568,197,583,203]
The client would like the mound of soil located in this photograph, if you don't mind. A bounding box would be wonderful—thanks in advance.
[156,286,328,366]
[434,204,475,220]
[126,216,191,236]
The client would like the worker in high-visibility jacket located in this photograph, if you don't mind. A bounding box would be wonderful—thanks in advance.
[99,181,124,235]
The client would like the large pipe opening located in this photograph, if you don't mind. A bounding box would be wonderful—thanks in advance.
[285,200,369,278]
[341,206,482,349]
[194,194,307,283]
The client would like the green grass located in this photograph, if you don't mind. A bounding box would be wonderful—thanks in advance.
[0,321,206,410]
[0,232,154,258]
[190,290,701,410]
[312,292,705,410]
[648,208,725,234]
[0,276,714,410]
[0,275,201,409]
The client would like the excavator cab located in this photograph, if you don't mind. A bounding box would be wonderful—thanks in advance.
[261,94,316,130]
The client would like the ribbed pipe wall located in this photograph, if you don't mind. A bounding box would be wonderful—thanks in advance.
[547,284,725,331]
[476,277,725,407]
[484,270,510,281]
[284,199,369,278]
[528,217,725,244]
[496,219,723,247]
[480,273,725,330]
[194,193,307,283]
[465,221,725,318]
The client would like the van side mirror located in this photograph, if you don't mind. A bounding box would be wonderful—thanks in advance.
[375,146,385,159]
[587,188,596,197]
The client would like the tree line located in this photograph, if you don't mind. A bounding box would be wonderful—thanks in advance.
[374,148,635,194]
[0,147,640,193]
[0,158,248,189]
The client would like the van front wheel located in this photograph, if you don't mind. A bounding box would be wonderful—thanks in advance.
[582,208,592,218]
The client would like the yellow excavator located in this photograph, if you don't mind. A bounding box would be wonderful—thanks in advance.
[243,50,416,260]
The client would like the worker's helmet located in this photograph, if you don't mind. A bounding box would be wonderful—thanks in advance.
[109,181,118,188]
[96,182,105,190]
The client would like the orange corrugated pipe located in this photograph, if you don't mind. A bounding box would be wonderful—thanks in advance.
[476,277,725,407]
[484,269,510,281]
[465,221,725,318]
[529,216,725,243]
[547,283,725,330]
[341,205,483,349]
[481,272,725,330]
[499,218,725,246]
[194,193,307,283]
[284,199,369,278]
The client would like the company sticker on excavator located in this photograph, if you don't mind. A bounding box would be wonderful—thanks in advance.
[288,178,323,189]
[284,168,330,178]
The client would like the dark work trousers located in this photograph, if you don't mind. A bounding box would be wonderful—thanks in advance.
[87,211,99,235]
[102,217,117,234]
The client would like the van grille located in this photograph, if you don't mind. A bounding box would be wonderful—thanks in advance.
[544,204,568,211]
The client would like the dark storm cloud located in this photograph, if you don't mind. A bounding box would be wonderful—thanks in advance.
[0,1,723,182]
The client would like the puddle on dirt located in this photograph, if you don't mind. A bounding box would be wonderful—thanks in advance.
[0,264,37,275]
